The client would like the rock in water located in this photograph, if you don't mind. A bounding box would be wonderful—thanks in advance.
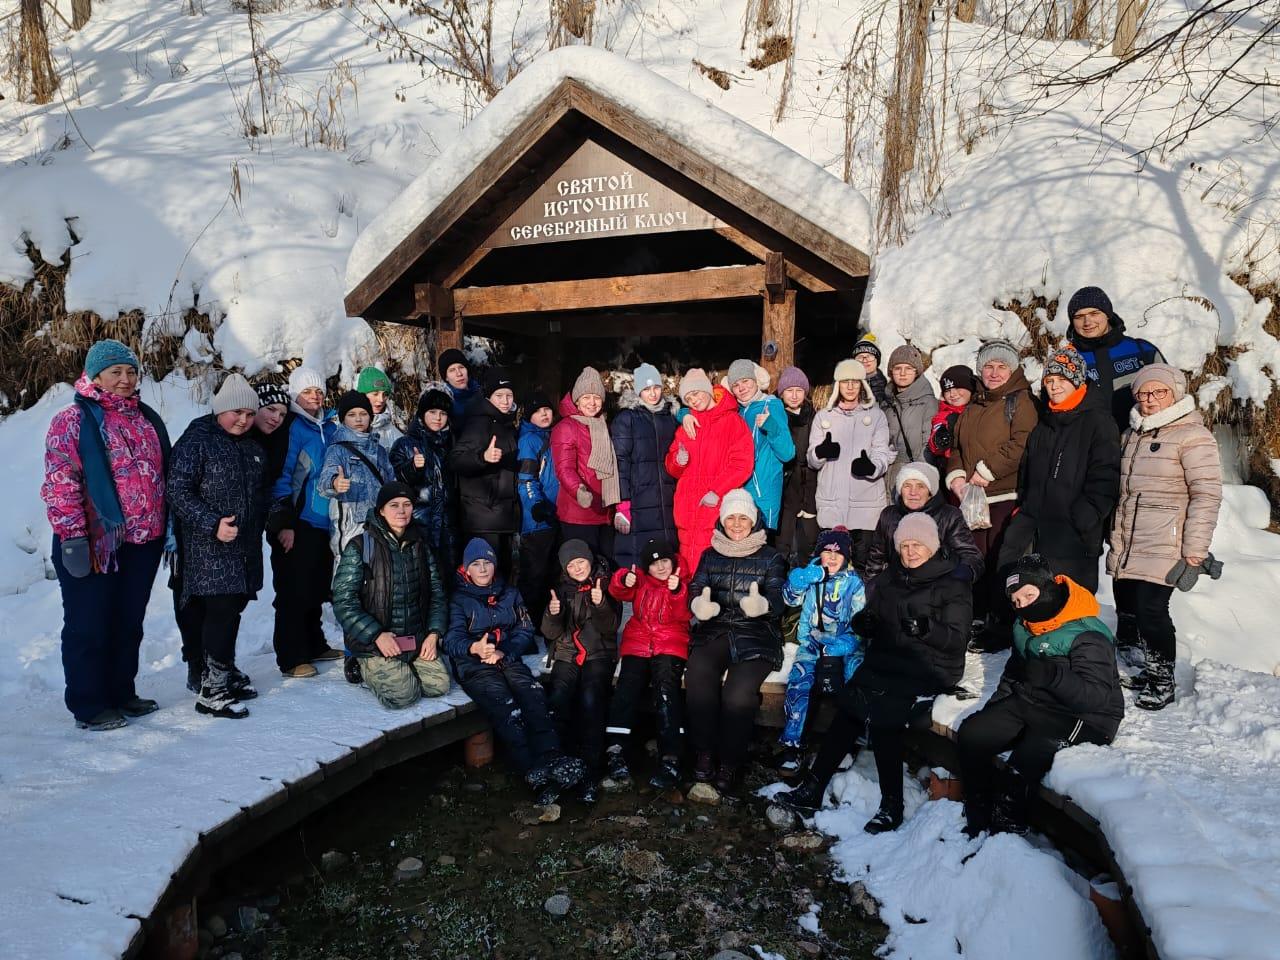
[766,804,797,831]
[687,782,721,805]
[320,850,348,874]
[544,893,572,917]
[394,857,425,881]
[781,832,825,851]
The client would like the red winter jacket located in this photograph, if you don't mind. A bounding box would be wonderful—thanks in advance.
[927,400,967,461]
[551,393,610,526]
[609,566,690,659]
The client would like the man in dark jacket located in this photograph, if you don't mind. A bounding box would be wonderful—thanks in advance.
[999,346,1121,591]
[957,555,1123,836]
[331,482,449,709]
[866,461,983,584]
[1065,286,1165,432]
[775,366,820,565]
[447,368,519,573]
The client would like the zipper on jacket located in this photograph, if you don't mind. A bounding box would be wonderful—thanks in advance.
[1121,493,1142,570]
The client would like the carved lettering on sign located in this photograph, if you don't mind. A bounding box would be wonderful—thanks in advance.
[489,140,720,248]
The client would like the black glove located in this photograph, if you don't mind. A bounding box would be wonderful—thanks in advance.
[814,431,841,462]
[60,536,91,578]
[530,500,554,523]
[1022,656,1056,687]
[932,422,953,451]
[850,449,875,479]
[900,615,930,637]
[851,608,878,637]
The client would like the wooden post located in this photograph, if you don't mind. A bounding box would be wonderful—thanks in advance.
[436,313,463,357]
[761,289,796,385]
[536,321,564,395]
[1112,0,1146,57]
[143,897,198,960]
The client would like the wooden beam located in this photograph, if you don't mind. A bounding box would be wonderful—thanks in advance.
[413,283,454,321]
[760,289,796,385]
[714,226,835,293]
[765,252,787,304]
[453,266,766,318]
[440,245,493,288]
[465,311,755,339]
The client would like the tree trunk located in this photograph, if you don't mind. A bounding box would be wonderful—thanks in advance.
[72,0,92,30]
[955,0,976,23]
[20,0,59,105]
[877,0,932,245]
[1067,0,1090,40]
[1113,0,1146,58]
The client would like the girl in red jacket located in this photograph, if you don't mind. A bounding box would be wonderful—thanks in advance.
[605,537,689,789]
[665,369,753,577]
[551,366,620,558]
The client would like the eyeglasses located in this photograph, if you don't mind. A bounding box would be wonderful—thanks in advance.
[1135,388,1171,402]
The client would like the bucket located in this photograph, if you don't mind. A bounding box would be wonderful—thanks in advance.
[464,730,494,768]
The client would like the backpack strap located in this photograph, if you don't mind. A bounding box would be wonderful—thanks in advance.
[337,440,390,484]
[1004,394,1018,425]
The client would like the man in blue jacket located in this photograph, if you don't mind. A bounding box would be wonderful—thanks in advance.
[267,367,341,678]
[727,358,794,531]
[1065,286,1165,432]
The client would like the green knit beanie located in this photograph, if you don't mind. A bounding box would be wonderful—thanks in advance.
[357,367,392,394]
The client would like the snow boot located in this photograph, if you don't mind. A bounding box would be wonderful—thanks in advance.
[775,773,825,815]
[228,666,258,701]
[344,656,363,685]
[196,659,249,719]
[535,783,562,807]
[119,696,159,717]
[545,751,586,790]
[75,708,128,731]
[1135,654,1175,711]
[577,779,600,805]
[603,744,632,788]
[963,797,993,839]
[712,764,740,796]
[693,751,716,783]
[863,802,904,835]
[649,755,681,790]
[777,745,804,776]
[185,662,202,694]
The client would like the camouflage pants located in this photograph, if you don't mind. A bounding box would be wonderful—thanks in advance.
[360,655,450,709]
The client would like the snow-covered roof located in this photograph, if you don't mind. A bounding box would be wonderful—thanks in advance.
[344,46,872,309]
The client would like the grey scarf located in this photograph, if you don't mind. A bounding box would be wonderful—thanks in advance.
[572,414,621,506]
[711,527,768,558]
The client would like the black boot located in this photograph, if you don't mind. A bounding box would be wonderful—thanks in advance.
[963,796,994,839]
[1135,654,1175,710]
[603,744,632,788]
[863,801,904,834]
[775,772,826,815]
[75,708,128,731]
[991,770,1031,835]
[228,665,258,701]
[649,755,681,789]
[577,779,600,805]
[713,764,740,796]
[344,656,363,685]
[545,751,586,790]
[196,659,249,719]
[777,745,804,776]
[693,751,715,783]
[119,696,159,717]
[185,661,202,694]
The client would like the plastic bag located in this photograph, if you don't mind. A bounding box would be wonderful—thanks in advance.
[960,483,991,530]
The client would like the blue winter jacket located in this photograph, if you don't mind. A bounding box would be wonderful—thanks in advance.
[740,392,795,529]
[271,408,337,531]
[391,422,457,563]
[517,420,558,534]
[1068,317,1165,431]
[319,424,394,553]
[783,559,867,681]
[611,402,678,567]
[443,572,536,680]
[447,382,479,424]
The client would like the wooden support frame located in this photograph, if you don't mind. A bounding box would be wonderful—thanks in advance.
[761,288,796,385]
[444,265,766,318]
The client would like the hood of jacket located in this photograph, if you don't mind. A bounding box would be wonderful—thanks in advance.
[75,372,142,415]
[406,418,451,452]
[699,385,741,422]
[333,422,380,449]
[888,374,936,405]
[519,419,551,443]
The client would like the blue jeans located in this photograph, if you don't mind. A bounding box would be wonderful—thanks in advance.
[53,535,163,722]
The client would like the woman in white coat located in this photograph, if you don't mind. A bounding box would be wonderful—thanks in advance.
[807,359,894,574]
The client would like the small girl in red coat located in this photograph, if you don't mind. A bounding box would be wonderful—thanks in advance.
[604,537,689,789]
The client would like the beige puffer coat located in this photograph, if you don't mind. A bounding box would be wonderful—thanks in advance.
[1107,396,1222,585]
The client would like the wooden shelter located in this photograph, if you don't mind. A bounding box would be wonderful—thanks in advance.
[344,58,872,390]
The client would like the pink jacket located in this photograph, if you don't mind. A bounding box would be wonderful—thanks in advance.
[551,393,610,526]
[41,374,167,565]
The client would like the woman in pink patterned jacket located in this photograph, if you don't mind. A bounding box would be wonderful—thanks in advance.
[40,339,170,731]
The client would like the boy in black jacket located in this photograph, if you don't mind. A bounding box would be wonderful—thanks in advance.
[541,539,620,803]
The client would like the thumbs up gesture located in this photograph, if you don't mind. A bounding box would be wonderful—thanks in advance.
[413,447,425,469]
[739,581,770,618]
[814,431,840,461]
[754,407,770,430]
[667,566,682,592]
[483,435,502,464]
[624,565,638,588]
[675,443,690,466]
[332,465,352,493]
[850,448,875,479]
[216,515,238,543]
[690,585,721,621]
[591,577,604,605]
[548,589,561,616]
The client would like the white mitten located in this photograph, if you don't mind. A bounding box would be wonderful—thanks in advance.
[739,582,769,618]
[575,486,594,509]
[691,586,722,621]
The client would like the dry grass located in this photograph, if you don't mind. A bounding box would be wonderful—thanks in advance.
[747,35,792,70]
[994,293,1063,362]
[693,59,732,91]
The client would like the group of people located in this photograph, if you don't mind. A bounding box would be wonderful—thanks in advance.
[41,283,1224,831]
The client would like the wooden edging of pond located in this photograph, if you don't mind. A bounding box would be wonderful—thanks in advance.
[132,682,1157,960]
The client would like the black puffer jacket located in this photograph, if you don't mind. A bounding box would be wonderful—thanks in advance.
[857,553,971,698]
[779,404,818,521]
[167,415,270,606]
[448,396,519,534]
[611,402,679,568]
[865,490,984,584]
[541,557,621,666]
[1001,390,1120,580]
[331,512,448,658]
[392,421,457,564]
[689,526,789,668]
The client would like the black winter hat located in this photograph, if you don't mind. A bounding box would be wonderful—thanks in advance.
[254,381,290,409]
[416,387,453,420]
[557,539,594,571]
[641,537,675,565]
[376,481,417,511]
[337,390,373,421]
[482,367,514,399]
[939,365,977,394]
[524,389,554,417]
[1067,286,1114,321]
[438,348,468,375]
[1005,554,1056,596]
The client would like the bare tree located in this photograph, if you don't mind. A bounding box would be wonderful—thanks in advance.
[19,0,58,104]
[72,0,92,31]
[877,0,933,244]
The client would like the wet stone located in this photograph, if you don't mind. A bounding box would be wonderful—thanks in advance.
[394,857,425,881]
[544,893,572,917]
[512,803,562,825]
[320,850,348,873]
[781,832,825,851]
[688,782,721,805]
[766,804,798,831]
[609,815,650,828]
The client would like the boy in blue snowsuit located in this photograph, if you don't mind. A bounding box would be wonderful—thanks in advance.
[727,358,794,531]
[778,527,866,773]
[516,390,559,629]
